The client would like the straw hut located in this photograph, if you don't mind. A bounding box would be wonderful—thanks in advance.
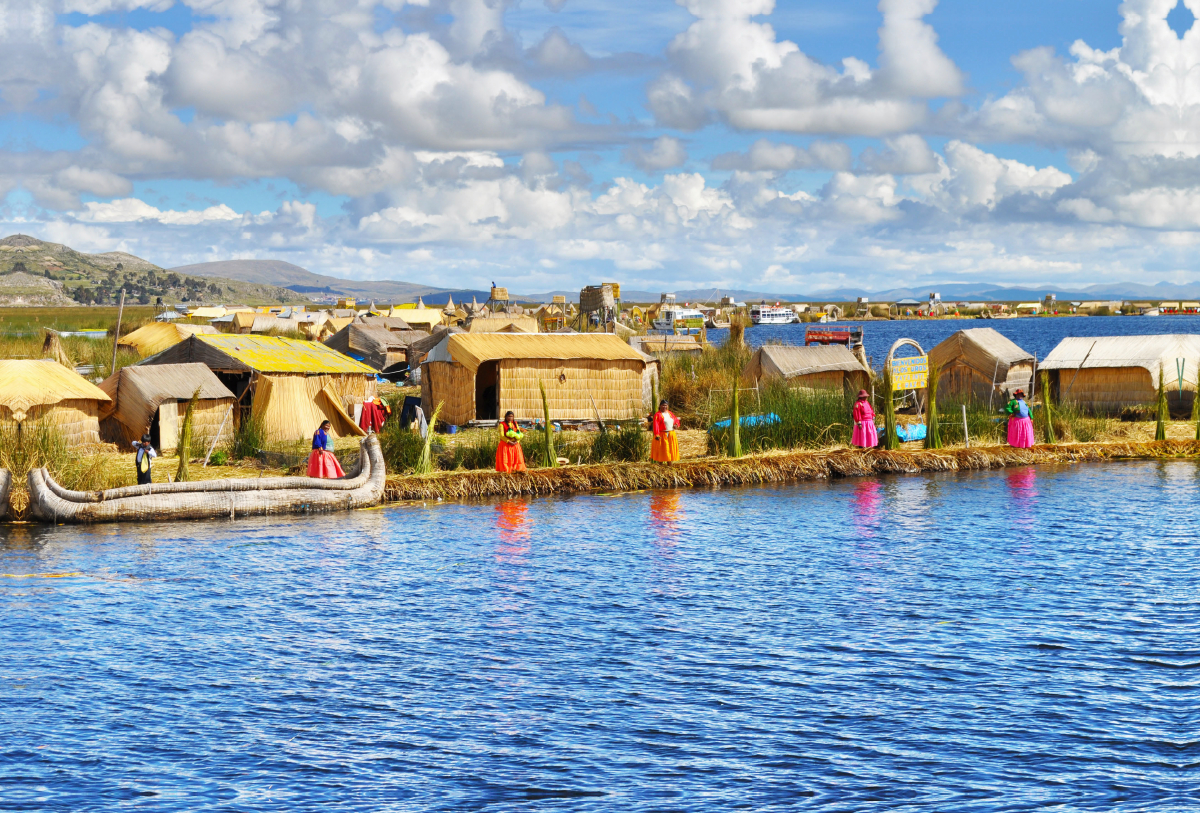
[632,335,704,357]
[927,328,1035,402]
[742,345,869,392]
[0,359,110,445]
[465,314,540,334]
[421,333,650,424]
[1040,334,1200,413]
[140,334,375,442]
[118,322,219,358]
[98,363,236,453]
[323,319,428,370]
[388,305,443,331]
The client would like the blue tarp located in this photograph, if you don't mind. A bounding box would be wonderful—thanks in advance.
[896,423,927,442]
[710,413,782,431]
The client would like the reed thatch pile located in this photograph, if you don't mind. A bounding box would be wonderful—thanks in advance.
[383,441,1200,502]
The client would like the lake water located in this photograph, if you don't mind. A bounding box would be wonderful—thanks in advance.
[710,314,1200,368]
[3,461,1197,810]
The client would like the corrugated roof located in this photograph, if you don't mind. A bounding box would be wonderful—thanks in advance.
[190,334,377,374]
[1040,335,1200,381]
[118,322,219,357]
[435,333,647,374]
[0,359,111,412]
[752,345,866,378]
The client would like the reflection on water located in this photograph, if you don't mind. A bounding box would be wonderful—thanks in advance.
[3,462,1199,810]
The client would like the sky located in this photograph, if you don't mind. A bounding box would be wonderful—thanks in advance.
[4,0,1200,294]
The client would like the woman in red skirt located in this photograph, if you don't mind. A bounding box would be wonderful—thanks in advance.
[495,411,527,472]
[307,419,345,478]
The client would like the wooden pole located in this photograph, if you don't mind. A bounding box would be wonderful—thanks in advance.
[111,289,126,376]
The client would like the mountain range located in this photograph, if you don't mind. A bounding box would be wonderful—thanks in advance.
[168,259,1200,304]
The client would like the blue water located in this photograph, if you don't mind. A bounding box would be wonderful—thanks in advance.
[710,314,1200,369]
[3,462,1199,810]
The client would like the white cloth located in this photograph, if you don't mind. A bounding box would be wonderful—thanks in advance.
[416,406,429,439]
[661,413,675,433]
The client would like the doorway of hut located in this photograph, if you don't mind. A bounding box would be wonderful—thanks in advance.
[214,371,253,426]
[475,360,499,420]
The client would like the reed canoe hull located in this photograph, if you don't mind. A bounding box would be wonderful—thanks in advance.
[0,470,10,520]
[28,436,386,524]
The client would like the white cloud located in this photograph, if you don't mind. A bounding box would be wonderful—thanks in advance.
[79,199,243,225]
[623,136,688,172]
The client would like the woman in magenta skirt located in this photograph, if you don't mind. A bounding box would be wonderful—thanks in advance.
[851,390,878,448]
[1006,389,1036,448]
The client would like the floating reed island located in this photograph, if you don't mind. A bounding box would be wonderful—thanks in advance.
[382,440,1200,503]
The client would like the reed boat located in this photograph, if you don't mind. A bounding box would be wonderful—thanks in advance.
[0,470,10,520]
[27,435,386,524]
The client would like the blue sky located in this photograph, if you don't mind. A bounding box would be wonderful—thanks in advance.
[3,0,1200,294]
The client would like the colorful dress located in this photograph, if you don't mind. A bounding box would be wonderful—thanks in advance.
[651,410,681,463]
[851,400,878,448]
[307,428,345,478]
[1006,398,1036,448]
[495,420,527,473]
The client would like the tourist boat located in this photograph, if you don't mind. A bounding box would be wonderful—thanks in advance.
[750,303,796,325]
[26,436,386,524]
[652,296,706,335]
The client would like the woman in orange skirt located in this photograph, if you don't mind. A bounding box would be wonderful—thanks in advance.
[495,411,527,472]
[307,419,345,478]
[651,400,680,463]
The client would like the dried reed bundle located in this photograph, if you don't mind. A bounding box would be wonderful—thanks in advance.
[539,380,556,468]
[882,364,899,450]
[729,368,742,458]
[175,387,200,482]
[925,359,942,450]
[1156,363,1168,442]
[1040,370,1056,444]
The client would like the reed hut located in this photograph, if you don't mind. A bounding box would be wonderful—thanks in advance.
[632,335,704,358]
[0,359,110,445]
[927,328,1034,402]
[465,314,540,334]
[742,345,869,392]
[421,333,650,424]
[323,319,427,370]
[118,322,219,358]
[388,306,442,331]
[140,334,375,442]
[1041,334,1200,413]
[98,363,236,453]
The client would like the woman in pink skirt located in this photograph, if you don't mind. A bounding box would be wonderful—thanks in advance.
[307,419,346,478]
[851,390,879,448]
[1006,389,1036,448]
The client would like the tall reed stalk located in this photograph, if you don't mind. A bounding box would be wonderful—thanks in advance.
[729,370,742,458]
[539,380,557,468]
[882,364,899,450]
[1156,362,1168,441]
[175,387,200,482]
[924,361,942,449]
[1039,370,1057,444]
[416,402,443,475]
[1193,382,1200,440]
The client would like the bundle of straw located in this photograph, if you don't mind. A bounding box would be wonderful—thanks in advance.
[729,369,742,458]
[925,360,942,450]
[175,387,200,482]
[1040,369,1056,444]
[1156,362,1168,442]
[539,380,557,468]
[882,364,899,451]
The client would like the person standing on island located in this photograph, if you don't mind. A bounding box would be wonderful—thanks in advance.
[651,400,680,463]
[495,411,527,473]
[851,390,878,448]
[133,434,157,485]
[307,419,345,478]
[1006,389,1036,448]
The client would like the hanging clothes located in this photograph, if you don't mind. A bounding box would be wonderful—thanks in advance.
[359,400,387,432]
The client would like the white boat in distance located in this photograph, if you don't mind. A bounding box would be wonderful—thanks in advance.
[750,303,796,325]
[652,294,706,334]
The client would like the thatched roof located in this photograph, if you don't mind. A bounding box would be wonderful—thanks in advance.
[465,315,540,334]
[323,320,428,369]
[98,362,235,432]
[0,359,111,413]
[632,335,703,355]
[143,334,377,375]
[388,307,442,328]
[744,345,866,381]
[427,332,647,374]
[1040,335,1200,382]
[929,328,1032,370]
[360,316,414,331]
[118,322,219,357]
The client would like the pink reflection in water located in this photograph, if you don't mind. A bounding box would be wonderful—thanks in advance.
[494,500,531,563]
[1007,467,1038,533]
[853,479,883,539]
[649,490,683,548]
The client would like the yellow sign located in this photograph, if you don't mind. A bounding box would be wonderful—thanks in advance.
[891,355,928,390]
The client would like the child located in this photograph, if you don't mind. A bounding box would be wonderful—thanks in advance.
[133,434,157,485]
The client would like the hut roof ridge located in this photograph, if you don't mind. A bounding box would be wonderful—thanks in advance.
[0,359,111,412]
[1040,334,1200,376]
[437,332,646,373]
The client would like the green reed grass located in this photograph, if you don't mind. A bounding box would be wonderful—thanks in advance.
[708,382,853,455]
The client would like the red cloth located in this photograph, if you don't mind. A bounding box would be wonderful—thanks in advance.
[852,400,874,423]
[495,423,527,473]
[359,401,387,432]
[307,449,345,478]
[651,410,679,436]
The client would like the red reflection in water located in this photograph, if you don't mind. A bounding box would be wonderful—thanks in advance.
[853,479,883,539]
[649,490,683,547]
[494,500,531,563]
[1007,467,1038,533]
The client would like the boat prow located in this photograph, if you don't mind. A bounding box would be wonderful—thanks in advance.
[28,435,387,524]
[0,469,10,520]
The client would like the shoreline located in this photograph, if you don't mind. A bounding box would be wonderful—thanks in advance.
[382,440,1200,503]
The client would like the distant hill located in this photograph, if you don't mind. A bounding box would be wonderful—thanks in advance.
[173,259,454,302]
[0,235,300,306]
